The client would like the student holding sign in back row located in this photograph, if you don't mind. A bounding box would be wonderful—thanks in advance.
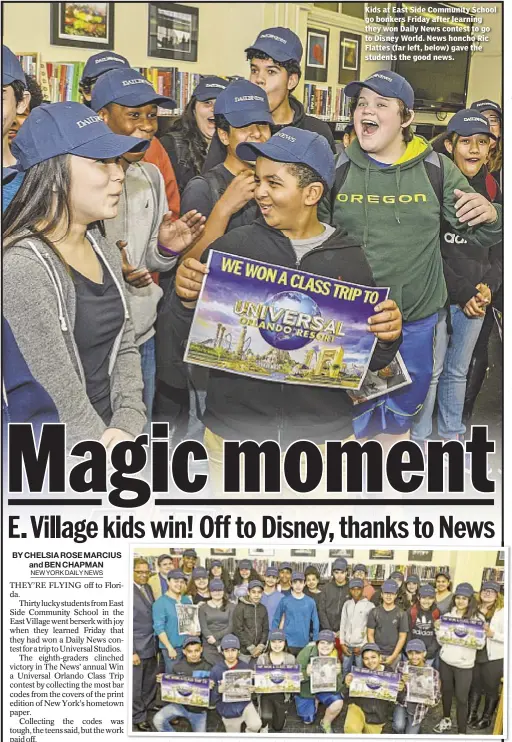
[174,127,403,492]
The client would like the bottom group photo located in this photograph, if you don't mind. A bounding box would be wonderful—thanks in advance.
[131,546,505,736]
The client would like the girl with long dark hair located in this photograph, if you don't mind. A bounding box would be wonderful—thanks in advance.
[256,630,297,732]
[185,566,211,604]
[435,572,453,615]
[468,581,504,730]
[198,578,236,666]
[159,76,228,193]
[3,102,149,449]
[232,560,263,601]
[208,559,233,595]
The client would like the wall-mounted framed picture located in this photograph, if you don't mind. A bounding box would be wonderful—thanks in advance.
[369,550,394,560]
[306,27,329,82]
[496,550,504,566]
[339,31,361,85]
[148,2,199,62]
[291,549,317,557]
[408,550,434,562]
[210,548,236,556]
[169,548,186,556]
[50,2,114,49]
[329,549,354,558]
[248,548,275,557]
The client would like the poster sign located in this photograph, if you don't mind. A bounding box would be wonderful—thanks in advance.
[405,665,436,706]
[310,656,338,693]
[161,674,210,707]
[222,669,253,702]
[254,664,301,693]
[349,667,400,701]
[437,615,486,649]
[184,251,389,390]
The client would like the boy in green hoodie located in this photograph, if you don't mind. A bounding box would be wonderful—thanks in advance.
[325,70,502,440]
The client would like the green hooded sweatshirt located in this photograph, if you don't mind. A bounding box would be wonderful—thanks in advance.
[329,136,502,322]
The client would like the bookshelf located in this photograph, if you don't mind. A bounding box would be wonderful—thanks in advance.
[481,567,505,585]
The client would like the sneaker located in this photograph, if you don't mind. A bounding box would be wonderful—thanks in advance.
[260,726,269,734]
[304,718,315,725]
[434,717,452,733]
[320,719,333,733]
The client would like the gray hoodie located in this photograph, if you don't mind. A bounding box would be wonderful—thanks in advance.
[3,227,146,448]
[104,162,177,346]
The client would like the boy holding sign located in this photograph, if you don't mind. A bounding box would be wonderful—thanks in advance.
[173,127,402,492]
[393,639,441,734]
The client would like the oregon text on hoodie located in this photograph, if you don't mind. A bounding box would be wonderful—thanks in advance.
[329,136,502,322]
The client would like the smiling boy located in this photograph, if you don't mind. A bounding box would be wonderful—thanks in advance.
[172,127,402,492]
[326,70,502,440]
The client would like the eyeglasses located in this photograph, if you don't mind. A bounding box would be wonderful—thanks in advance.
[134,570,150,574]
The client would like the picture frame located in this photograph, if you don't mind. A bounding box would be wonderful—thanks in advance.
[408,550,434,562]
[248,548,275,557]
[339,31,361,85]
[210,548,236,556]
[291,549,317,557]
[496,550,504,567]
[306,27,329,83]
[369,550,394,560]
[329,549,354,558]
[50,2,114,49]
[148,2,199,62]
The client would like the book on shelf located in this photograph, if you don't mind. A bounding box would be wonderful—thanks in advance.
[390,564,451,582]
[303,83,332,118]
[481,567,504,584]
[138,67,202,115]
[334,86,352,120]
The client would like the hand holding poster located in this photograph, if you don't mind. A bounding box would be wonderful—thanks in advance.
[309,656,338,693]
[161,674,210,707]
[176,603,200,635]
[437,615,486,649]
[405,665,436,706]
[184,251,389,390]
[254,664,301,693]
[349,667,400,702]
[222,669,253,702]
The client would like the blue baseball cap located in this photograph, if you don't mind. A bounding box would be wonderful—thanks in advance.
[332,557,348,572]
[2,45,26,86]
[81,51,131,82]
[214,79,273,128]
[419,584,436,598]
[183,635,202,648]
[454,582,475,598]
[183,549,197,558]
[221,634,240,650]
[279,562,292,571]
[265,566,279,577]
[269,629,286,642]
[168,569,186,581]
[447,109,497,141]
[406,639,427,653]
[318,630,336,643]
[239,559,252,570]
[246,27,303,63]
[210,559,222,568]
[349,578,364,589]
[292,572,305,582]
[470,99,502,119]
[91,68,176,112]
[210,578,225,592]
[192,567,208,579]
[238,127,335,188]
[382,579,399,594]
[353,564,367,574]
[390,571,405,581]
[193,76,228,101]
[362,642,381,654]
[345,70,414,110]
[248,579,264,590]
[481,581,500,593]
[11,102,149,171]
[406,574,420,585]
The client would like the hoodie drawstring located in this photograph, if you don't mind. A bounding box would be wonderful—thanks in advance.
[363,160,370,248]
[395,166,402,224]
[26,241,68,332]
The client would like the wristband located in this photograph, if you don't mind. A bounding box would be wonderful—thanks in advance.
[158,241,181,257]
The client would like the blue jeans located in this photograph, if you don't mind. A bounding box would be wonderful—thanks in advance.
[342,647,363,678]
[153,702,207,733]
[161,647,184,674]
[140,336,156,428]
[411,306,484,441]
[392,704,421,734]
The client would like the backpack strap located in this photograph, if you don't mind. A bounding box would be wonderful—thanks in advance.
[330,149,350,220]
[204,167,227,203]
[423,150,444,208]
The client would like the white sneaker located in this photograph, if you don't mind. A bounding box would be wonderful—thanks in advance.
[434,717,452,733]
[260,726,269,734]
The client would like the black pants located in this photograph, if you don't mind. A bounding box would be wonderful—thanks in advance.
[439,659,473,733]
[471,659,504,701]
[260,693,286,731]
[132,655,158,724]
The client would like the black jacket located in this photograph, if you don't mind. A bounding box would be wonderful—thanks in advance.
[170,219,402,445]
[232,597,269,653]
[441,166,502,306]
[202,96,336,174]
[349,666,396,725]
[318,580,351,631]
[171,656,213,713]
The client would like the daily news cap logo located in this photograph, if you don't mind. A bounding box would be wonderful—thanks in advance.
[371,73,392,82]
[205,83,225,88]
[76,114,102,129]
[121,78,151,87]
[234,95,265,103]
[276,131,296,142]
[463,116,487,125]
[95,56,125,65]
[260,33,287,44]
